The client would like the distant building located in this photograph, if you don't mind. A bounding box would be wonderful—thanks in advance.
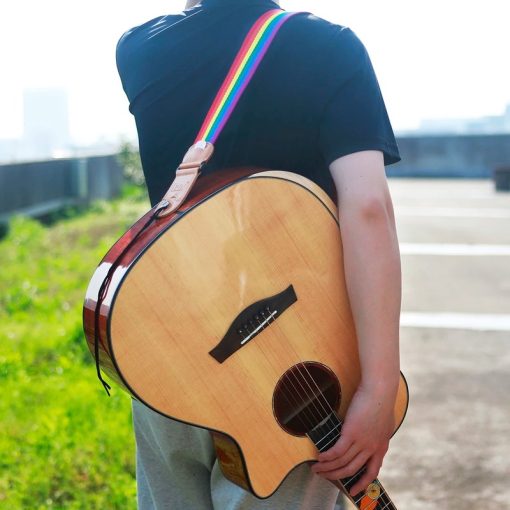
[419,104,510,135]
[0,139,21,163]
[21,88,71,160]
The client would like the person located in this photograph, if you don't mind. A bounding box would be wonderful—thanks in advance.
[116,0,402,508]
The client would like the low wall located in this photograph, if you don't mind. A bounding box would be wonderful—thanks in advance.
[389,133,510,178]
[1,134,509,223]
[0,155,123,223]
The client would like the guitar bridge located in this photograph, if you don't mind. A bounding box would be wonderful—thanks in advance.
[209,285,297,363]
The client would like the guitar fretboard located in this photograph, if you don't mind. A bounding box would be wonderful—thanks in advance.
[307,413,397,510]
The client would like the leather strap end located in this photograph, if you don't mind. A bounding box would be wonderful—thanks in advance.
[181,140,214,167]
[157,141,214,217]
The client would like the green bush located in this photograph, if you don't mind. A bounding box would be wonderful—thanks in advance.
[0,196,149,509]
[117,141,145,188]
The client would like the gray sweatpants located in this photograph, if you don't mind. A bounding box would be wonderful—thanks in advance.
[132,399,345,509]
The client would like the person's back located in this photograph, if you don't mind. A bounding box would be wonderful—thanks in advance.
[116,0,399,206]
[116,1,402,509]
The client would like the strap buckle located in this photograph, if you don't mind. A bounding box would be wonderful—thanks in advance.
[157,141,214,217]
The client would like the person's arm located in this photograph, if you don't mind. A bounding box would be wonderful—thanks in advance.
[311,150,401,497]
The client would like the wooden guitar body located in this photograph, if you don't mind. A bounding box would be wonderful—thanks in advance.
[83,169,408,504]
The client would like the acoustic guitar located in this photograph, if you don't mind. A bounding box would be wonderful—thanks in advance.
[84,9,408,508]
[83,163,409,510]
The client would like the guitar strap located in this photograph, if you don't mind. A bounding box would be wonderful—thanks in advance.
[157,8,305,216]
[195,9,303,145]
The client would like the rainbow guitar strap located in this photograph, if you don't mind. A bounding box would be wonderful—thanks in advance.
[157,8,398,510]
[158,8,302,216]
[194,8,300,144]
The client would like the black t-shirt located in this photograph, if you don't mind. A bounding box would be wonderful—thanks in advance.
[116,0,401,206]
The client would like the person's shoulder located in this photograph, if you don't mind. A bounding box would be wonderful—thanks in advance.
[116,11,188,61]
[289,12,368,67]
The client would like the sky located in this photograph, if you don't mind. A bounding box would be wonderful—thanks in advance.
[0,0,509,144]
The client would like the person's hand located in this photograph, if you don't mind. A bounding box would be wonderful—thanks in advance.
[311,381,397,496]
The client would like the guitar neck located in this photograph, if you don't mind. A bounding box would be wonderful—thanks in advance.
[307,413,397,510]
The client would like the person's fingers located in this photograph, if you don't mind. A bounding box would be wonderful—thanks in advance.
[317,433,353,462]
[349,454,383,497]
[312,442,360,474]
[314,451,370,481]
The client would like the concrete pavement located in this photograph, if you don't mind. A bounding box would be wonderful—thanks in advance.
[349,179,510,509]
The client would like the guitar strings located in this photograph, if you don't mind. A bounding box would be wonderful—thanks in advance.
[250,314,344,483]
[256,309,331,429]
[267,373,388,510]
[265,313,381,497]
[245,306,387,509]
[261,310,370,503]
[262,310,387,509]
[262,308,337,425]
[268,364,372,507]
[260,309,335,429]
[262,309,346,457]
[252,314,322,436]
[263,309,335,420]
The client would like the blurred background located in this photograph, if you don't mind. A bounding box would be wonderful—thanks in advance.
[1,1,509,508]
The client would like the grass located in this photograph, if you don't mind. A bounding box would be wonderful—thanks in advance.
[0,190,150,509]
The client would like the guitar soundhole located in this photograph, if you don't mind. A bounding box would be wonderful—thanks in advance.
[273,362,341,437]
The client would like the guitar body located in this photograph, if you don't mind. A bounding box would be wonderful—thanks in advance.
[83,169,408,502]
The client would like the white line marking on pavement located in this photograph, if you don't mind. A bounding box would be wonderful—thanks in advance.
[400,243,510,256]
[391,192,493,200]
[395,207,510,218]
[401,312,510,331]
